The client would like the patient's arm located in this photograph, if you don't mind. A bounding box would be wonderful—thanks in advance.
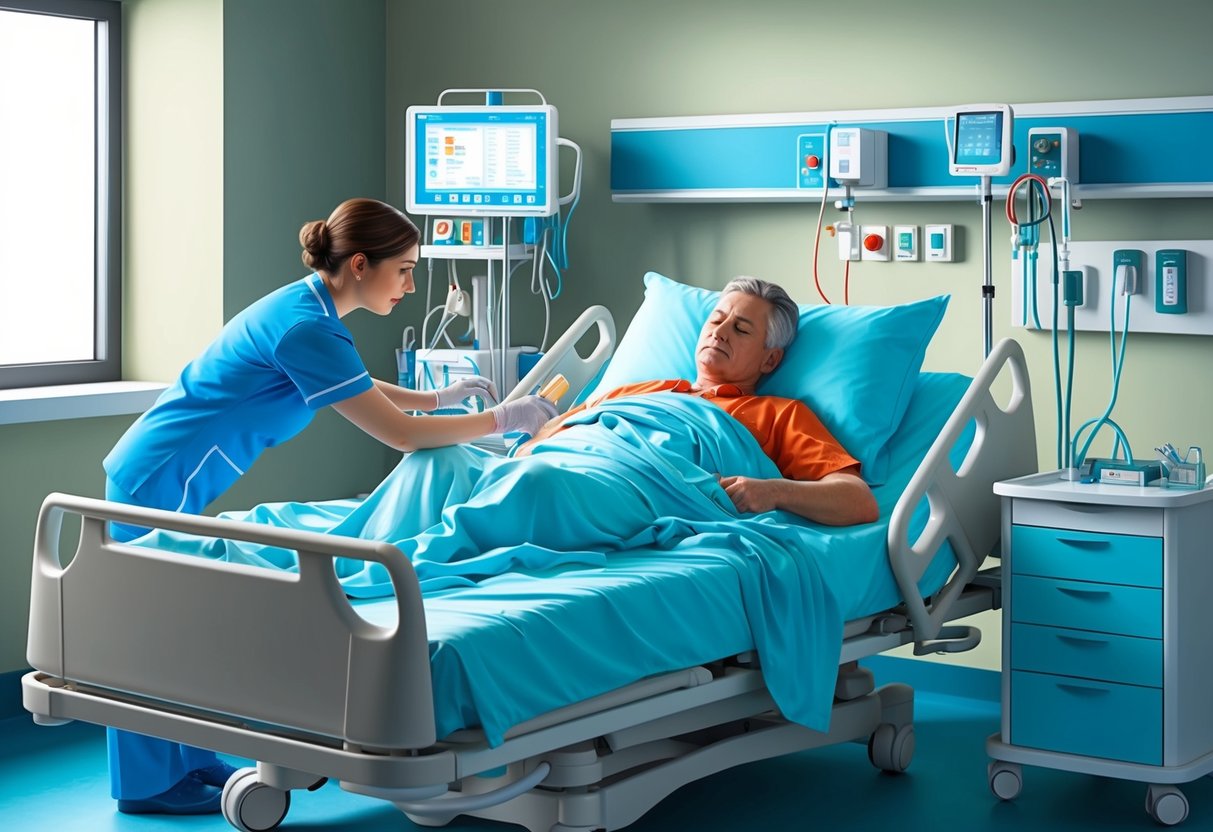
[718,466,878,526]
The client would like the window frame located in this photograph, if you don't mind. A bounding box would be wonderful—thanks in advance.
[0,0,121,389]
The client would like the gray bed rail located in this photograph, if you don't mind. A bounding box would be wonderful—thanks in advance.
[887,337,1036,654]
[26,496,437,750]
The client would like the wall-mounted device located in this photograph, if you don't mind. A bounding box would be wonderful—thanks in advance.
[828,127,887,188]
[948,104,1015,177]
[405,104,558,216]
[925,224,954,262]
[1027,126,1079,185]
[1113,248,1144,295]
[894,225,919,261]
[1156,249,1188,314]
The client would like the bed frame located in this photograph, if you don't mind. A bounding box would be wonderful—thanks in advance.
[23,337,1035,832]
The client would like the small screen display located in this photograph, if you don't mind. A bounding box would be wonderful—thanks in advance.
[953,111,1004,167]
[410,108,551,214]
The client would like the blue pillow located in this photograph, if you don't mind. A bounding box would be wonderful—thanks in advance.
[591,272,949,485]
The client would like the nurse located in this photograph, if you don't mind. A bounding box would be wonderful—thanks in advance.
[101,197,556,814]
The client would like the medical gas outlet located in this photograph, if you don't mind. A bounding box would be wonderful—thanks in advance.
[1027,127,1079,185]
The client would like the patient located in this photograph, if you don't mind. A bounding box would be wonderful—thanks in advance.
[523,277,879,526]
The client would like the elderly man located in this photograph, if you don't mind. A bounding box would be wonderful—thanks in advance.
[525,276,878,526]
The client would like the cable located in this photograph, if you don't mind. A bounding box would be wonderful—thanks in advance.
[811,162,833,305]
[1072,275,1133,466]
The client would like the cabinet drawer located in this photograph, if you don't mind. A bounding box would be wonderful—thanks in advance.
[1011,575,1161,638]
[1011,623,1161,688]
[1011,525,1161,587]
[1010,670,1161,765]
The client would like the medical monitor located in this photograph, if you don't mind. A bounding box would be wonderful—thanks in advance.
[406,104,558,217]
[948,104,1014,177]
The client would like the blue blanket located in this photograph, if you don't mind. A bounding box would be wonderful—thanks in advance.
[139,393,860,738]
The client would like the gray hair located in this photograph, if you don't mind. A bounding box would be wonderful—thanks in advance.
[720,276,799,350]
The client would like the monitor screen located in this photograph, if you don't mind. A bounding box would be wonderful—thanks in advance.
[953,111,1004,167]
[406,105,557,216]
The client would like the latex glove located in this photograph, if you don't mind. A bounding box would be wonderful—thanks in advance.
[434,375,499,410]
[492,395,558,436]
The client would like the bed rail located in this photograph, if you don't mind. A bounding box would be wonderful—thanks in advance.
[887,338,1036,654]
[504,304,615,409]
[26,494,437,749]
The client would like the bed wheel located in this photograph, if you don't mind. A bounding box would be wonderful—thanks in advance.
[867,723,914,773]
[221,767,291,832]
[987,760,1022,801]
[1146,784,1189,826]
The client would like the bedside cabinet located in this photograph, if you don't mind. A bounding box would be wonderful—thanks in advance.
[987,472,1213,826]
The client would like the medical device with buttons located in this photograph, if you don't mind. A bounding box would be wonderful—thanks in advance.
[405,104,559,217]
[948,104,1014,177]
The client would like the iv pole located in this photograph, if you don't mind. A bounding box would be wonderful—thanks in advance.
[980,175,994,359]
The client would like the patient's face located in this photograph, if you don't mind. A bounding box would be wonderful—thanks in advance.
[695,292,783,389]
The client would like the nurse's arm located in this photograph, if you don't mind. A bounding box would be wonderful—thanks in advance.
[332,386,495,452]
[372,378,440,412]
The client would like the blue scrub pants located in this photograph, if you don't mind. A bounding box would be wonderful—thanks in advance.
[104,478,223,800]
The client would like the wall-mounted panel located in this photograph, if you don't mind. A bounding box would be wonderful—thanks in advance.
[611,97,1213,203]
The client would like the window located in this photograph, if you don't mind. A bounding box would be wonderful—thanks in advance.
[0,0,120,389]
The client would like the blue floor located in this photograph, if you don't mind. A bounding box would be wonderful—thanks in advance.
[3,684,1209,831]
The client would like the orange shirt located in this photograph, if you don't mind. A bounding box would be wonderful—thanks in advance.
[561,380,859,482]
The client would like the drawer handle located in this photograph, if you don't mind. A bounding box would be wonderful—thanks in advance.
[1055,633,1110,648]
[1056,586,1112,600]
[1055,537,1111,550]
[1056,682,1111,697]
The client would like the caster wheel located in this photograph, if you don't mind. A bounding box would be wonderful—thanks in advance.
[221,767,291,832]
[1146,784,1189,826]
[988,760,1022,801]
[867,723,914,773]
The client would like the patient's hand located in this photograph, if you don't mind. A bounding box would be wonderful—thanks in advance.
[717,475,778,514]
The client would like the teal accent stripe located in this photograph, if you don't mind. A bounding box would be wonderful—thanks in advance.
[1,669,28,722]
[612,111,1213,193]
[863,655,1001,703]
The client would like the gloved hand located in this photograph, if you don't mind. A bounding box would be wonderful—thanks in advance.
[434,375,499,410]
[491,395,558,436]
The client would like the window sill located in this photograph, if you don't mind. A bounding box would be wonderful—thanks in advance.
[0,381,168,426]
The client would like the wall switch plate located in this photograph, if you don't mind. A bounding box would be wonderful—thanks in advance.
[925,224,954,262]
[894,225,918,261]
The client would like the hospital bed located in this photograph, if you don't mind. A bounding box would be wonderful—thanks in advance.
[22,301,1036,832]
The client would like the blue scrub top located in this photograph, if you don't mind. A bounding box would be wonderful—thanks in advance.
[104,274,374,514]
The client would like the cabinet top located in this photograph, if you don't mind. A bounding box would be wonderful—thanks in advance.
[994,470,1213,508]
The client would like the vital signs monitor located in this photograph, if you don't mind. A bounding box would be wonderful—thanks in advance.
[948,104,1015,177]
[406,104,558,216]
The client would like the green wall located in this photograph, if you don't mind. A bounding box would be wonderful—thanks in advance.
[217,0,398,512]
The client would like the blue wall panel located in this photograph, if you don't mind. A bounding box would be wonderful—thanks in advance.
[611,99,1213,199]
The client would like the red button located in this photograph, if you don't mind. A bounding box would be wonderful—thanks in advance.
[863,233,884,252]
[805,155,820,169]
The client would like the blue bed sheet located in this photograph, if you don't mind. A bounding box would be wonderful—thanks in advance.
[136,373,973,746]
